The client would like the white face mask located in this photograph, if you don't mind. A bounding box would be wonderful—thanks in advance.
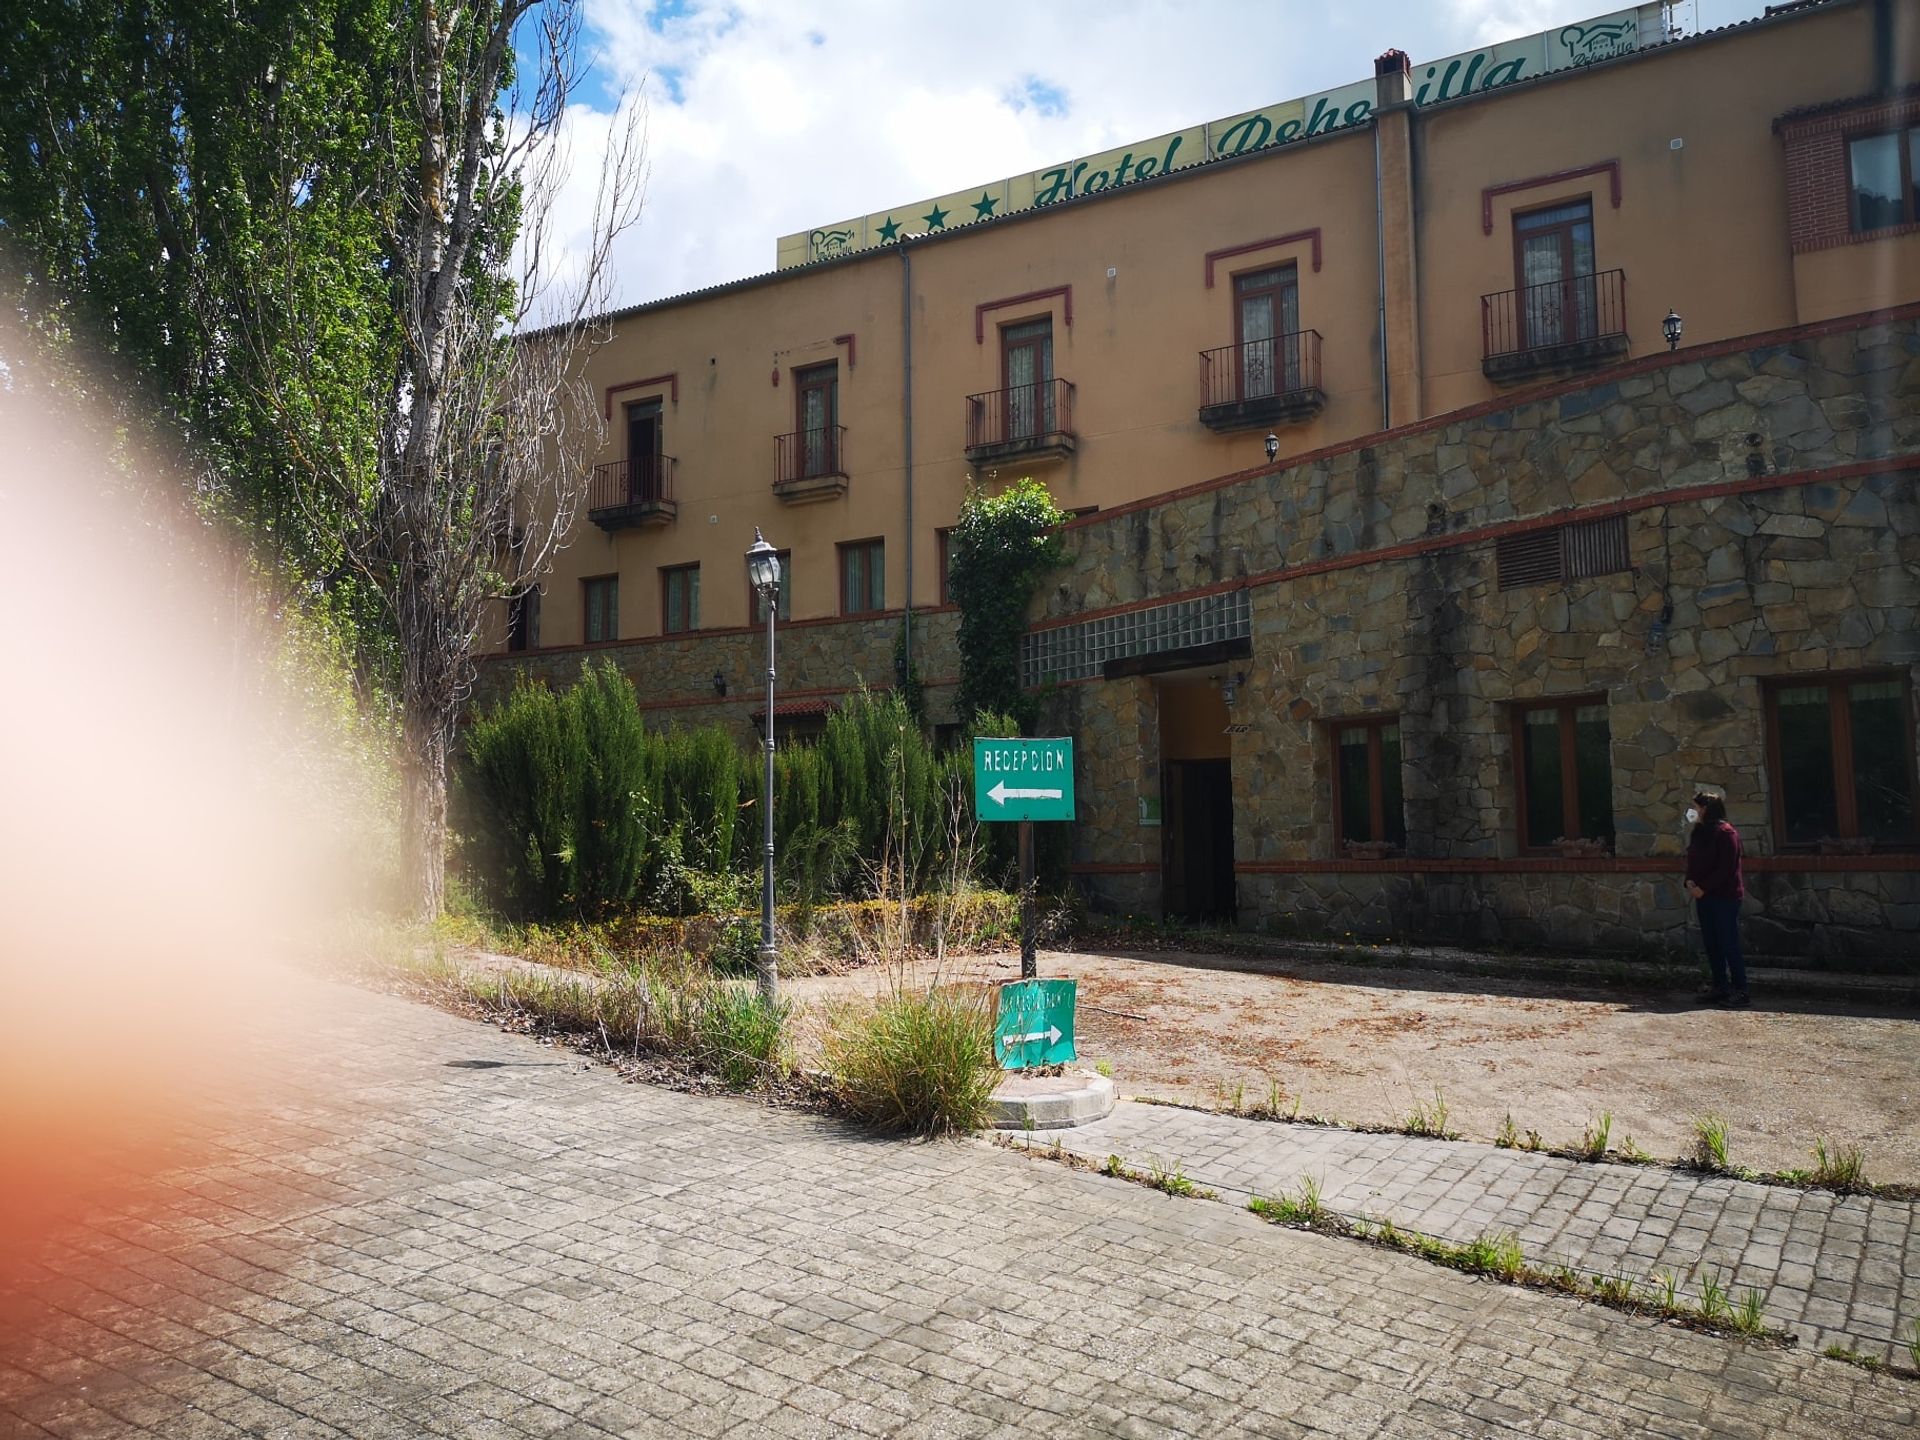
[1685,807,1700,826]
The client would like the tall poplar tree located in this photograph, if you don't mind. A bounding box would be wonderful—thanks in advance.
[2,1,644,918]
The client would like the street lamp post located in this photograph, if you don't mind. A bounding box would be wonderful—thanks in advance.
[746,528,783,1004]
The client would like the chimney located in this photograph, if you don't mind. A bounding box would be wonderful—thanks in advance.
[1374,48,1413,109]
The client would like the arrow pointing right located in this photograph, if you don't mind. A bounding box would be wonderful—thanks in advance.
[1001,1025,1062,1047]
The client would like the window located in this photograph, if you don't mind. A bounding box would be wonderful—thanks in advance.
[660,564,699,635]
[1331,718,1406,850]
[506,587,539,652]
[1512,199,1596,348]
[1513,697,1614,850]
[794,363,840,478]
[1001,317,1055,440]
[1233,265,1300,399]
[583,575,618,644]
[1765,673,1917,845]
[625,399,666,501]
[840,538,884,616]
[1495,515,1630,591]
[748,550,791,624]
[1849,129,1920,233]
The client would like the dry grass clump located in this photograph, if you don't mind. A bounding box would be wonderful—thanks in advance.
[822,985,1000,1136]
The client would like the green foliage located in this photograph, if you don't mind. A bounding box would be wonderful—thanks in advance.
[448,960,786,1092]
[949,478,1067,730]
[461,673,589,918]
[1810,1137,1865,1193]
[0,0,403,658]
[823,988,1000,1136]
[461,670,1018,927]
[1578,1111,1612,1161]
[1692,1114,1732,1172]
[1402,1089,1457,1140]
[1249,1175,1327,1227]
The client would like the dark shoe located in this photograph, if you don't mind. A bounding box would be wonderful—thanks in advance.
[1726,991,1750,1009]
[1695,984,1729,1004]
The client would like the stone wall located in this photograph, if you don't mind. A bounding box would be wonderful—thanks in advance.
[1046,311,1920,959]
[475,608,959,747]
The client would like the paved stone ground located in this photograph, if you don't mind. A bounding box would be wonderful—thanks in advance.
[1017,1101,1920,1364]
[2,977,1916,1438]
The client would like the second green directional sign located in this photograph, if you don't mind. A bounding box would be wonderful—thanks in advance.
[973,737,1076,822]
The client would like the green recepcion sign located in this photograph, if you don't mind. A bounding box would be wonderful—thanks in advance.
[995,979,1078,1070]
[973,737,1076,822]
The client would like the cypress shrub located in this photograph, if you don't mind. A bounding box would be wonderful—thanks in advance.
[461,674,588,918]
[570,662,651,913]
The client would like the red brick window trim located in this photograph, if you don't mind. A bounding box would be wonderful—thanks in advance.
[1777,91,1920,255]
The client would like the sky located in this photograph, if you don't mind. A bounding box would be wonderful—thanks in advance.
[548,0,1771,310]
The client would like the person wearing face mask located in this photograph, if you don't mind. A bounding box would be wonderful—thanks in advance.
[1684,789,1748,1007]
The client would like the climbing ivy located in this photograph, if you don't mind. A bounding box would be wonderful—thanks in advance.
[949,477,1067,731]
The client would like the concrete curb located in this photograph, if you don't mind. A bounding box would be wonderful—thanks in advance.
[989,1072,1116,1130]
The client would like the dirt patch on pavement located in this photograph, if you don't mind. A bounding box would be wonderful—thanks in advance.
[786,947,1920,1183]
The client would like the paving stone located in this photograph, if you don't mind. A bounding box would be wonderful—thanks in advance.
[1031,1098,1920,1362]
[1,976,1916,1437]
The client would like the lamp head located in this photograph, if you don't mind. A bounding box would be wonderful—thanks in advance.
[1264,432,1279,463]
[746,527,781,596]
[1662,309,1682,350]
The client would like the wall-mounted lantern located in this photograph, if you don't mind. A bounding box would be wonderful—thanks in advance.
[1662,309,1683,351]
[1264,432,1279,463]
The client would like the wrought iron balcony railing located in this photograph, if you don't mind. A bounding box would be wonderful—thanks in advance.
[1482,268,1628,380]
[774,425,847,486]
[1198,331,1325,431]
[964,377,1076,461]
[587,454,677,531]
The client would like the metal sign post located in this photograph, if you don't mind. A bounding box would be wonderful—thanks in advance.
[975,737,1077,1065]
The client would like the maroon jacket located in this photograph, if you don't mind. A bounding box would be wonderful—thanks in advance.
[1685,821,1745,901]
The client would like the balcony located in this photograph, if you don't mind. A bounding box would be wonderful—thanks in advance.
[1198,331,1325,433]
[1482,268,1628,384]
[588,455,677,532]
[773,424,848,503]
[964,378,1076,466]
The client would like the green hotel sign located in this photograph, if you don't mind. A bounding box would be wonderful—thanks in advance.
[974,737,1075,823]
[779,6,1655,268]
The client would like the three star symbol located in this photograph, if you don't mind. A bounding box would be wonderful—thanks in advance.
[972,192,998,219]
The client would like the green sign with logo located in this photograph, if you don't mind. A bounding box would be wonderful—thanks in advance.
[995,979,1078,1070]
[973,737,1076,822]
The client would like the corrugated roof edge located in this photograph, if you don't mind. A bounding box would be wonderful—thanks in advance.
[1774,77,1920,127]
[518,0,1854,341]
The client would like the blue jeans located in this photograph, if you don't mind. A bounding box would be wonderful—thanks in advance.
[1696,897,1746,994]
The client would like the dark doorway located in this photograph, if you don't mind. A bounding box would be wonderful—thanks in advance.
[625,399,664,501]
[1164,759,1235,922]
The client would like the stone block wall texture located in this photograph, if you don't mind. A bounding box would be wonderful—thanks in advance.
[475,609,959,748]
[1045,312,1920,959]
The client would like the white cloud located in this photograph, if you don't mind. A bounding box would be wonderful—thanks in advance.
[524,0,1747,310]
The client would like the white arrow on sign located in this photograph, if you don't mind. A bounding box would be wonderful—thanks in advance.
[1003,1026,1062,1048]
[988,781,1063,806]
